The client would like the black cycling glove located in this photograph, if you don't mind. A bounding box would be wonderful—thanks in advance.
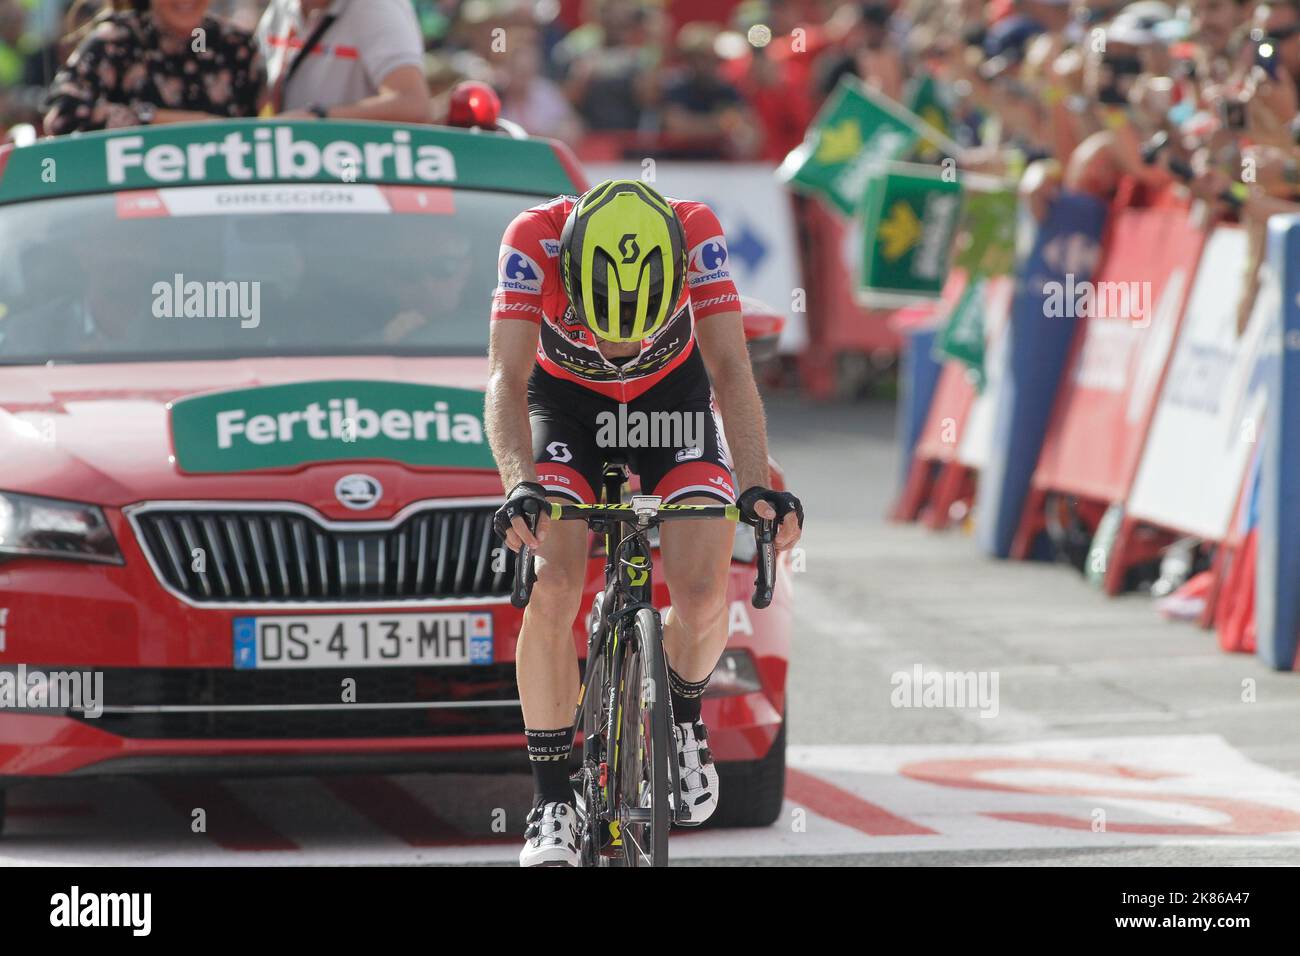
[736,486,804,529]
[493,481,549,540]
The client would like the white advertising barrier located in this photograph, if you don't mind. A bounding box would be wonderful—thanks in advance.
[584,162,807,353]
[1126,227,1272,540]
[956,275,1014,470]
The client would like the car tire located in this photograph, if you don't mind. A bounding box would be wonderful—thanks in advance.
[707,713,786,829]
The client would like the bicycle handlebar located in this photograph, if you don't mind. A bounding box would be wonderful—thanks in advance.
[508,502,779,610]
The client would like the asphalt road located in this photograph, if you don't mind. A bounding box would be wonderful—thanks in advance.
[3,395,1299,866]
[763,394,1300,866]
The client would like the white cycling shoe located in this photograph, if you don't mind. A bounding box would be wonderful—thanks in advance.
[519,800,581,867]
[672,719,719,826]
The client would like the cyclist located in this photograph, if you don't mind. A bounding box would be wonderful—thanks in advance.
[486,180,803,866]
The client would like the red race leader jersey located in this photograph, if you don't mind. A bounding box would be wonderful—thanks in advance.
[490,195,741,402]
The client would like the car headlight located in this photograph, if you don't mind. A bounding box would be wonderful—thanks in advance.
[0,491,123,565]
[705,649,763,697]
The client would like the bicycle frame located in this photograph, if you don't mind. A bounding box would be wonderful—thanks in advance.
[578,465,685,848]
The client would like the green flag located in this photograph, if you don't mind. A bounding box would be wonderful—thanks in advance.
[954,187,1018,278]
[778,77,919,216]
[857,161,964,306]
[904,72,954,163]
[931,184,1018,386]
[934,274,987,386]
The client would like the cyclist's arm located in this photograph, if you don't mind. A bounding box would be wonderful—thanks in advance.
[696,311,803,551]
[485,319,541,493]
[293,65,430,123]
[694,309,771,493]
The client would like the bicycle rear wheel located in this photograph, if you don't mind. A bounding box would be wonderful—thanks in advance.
[614,607,672,866]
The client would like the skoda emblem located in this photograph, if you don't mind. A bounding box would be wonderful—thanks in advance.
[335,474,383,511]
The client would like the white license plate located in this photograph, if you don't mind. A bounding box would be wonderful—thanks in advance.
[233,612,493,669]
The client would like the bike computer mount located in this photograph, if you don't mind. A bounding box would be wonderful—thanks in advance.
[629,495,663,523]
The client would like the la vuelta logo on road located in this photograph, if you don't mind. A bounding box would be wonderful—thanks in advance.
[897,755,1300,836]
[786,736,1300,846]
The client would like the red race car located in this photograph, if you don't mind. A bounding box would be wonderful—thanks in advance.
[0,119,793,834]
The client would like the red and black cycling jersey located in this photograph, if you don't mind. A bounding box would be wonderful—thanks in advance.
[490,195,741,403]
[528,347,737,505]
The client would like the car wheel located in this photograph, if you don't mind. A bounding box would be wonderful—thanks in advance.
[708,713,786,829]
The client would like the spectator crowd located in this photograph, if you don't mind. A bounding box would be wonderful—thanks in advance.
[0,0,1297,315]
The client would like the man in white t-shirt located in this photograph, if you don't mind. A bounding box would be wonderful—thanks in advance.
[257,0,430,122]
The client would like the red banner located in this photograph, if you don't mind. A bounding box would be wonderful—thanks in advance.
[1030,206,1206,503]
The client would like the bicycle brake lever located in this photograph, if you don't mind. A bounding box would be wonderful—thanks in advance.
[752,518,776,610]
[510,505,540,609]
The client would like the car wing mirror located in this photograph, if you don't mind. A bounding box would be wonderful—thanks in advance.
[740,295,784,368]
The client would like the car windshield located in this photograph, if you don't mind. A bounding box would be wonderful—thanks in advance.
[0,184,546,365]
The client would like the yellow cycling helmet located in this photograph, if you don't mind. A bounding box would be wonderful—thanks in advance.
[559,180,687,343]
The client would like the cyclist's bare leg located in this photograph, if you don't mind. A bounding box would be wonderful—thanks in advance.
[515,497,587,729]
[658,494,734,682]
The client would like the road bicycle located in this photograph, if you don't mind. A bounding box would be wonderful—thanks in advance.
[511,461,778,866]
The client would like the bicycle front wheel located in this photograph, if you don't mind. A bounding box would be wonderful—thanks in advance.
[614,607,672,866]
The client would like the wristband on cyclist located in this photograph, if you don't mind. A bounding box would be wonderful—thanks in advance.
[493,481,549,539]
[736,486,805,529]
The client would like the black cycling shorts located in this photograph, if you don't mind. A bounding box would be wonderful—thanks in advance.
[528,346,737,505]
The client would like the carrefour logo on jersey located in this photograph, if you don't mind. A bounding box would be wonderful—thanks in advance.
[170,380,494,474]
[106,126,457,186]
[687,236,731,288]
[497,246,544,293]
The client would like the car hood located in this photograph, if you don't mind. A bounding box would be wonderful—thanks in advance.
[0,356,504,517]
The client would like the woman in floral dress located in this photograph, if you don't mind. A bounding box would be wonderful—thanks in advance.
[44,0,266,134]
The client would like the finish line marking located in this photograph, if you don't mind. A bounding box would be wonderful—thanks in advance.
[3,736,1300,863]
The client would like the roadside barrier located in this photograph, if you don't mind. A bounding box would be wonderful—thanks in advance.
[1008,203,1206,567]
[893,194,1300,671]
[973,191,1109,557]
[1213,450,1261,654]
[891,271,977,526]
[1255,215,1300,670]
[893,321,942,490]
